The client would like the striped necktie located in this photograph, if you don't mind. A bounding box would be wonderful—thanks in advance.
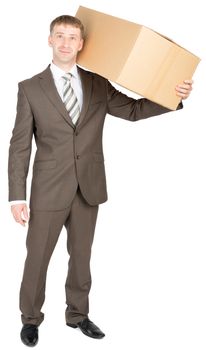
[62,73,80,124]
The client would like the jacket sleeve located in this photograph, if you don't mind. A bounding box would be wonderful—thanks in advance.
[8,83,34,201]
[106,80,183,121]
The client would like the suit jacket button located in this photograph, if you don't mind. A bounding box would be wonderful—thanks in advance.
[76,155,80,159]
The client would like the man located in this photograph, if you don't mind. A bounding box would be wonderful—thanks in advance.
[8,15,193,346]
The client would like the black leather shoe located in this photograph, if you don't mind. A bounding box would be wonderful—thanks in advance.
[67,318,105,339]
[20,324,38,347]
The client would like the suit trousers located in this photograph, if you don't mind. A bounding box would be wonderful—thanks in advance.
[20,186,99,326]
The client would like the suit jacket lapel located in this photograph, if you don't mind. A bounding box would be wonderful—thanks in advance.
[38,65,93,130]
[76,67,93,129]
[38,66,74,129]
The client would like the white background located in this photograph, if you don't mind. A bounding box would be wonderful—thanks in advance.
[1,0,205,349]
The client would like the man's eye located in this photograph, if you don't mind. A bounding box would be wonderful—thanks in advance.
[57,35,63,39]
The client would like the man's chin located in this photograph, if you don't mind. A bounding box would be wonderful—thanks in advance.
[53,54,76,66]
[58,57,73,64]
[62,54,75,61]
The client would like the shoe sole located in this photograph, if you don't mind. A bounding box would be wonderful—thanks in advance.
[20,337,38,347]
[67,323,105,339]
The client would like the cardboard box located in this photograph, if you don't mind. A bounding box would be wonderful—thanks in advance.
[76,6,200,110]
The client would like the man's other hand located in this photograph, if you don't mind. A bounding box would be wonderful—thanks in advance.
[11,203,29,227]
[175,79,193,100]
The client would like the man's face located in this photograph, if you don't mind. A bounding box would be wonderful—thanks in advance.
[48,24,83,66]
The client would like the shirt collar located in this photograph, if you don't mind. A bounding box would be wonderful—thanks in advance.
[50,61,79,80]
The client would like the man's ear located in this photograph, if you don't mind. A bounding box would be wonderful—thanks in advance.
[78,39,84,52]
[48,35,52,47]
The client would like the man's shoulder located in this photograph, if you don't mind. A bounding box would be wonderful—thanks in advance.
[77,65,107,82]
[19,66,50,86]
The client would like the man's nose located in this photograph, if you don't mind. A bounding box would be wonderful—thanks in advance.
[63,38,70,47]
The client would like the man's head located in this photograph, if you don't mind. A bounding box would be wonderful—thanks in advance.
[48,15,84,69]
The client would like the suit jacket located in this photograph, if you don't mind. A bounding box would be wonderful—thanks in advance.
[8,65,181,210]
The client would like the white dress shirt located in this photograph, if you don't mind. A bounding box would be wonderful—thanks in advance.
[50,62,83,109]
[10,62,83,205]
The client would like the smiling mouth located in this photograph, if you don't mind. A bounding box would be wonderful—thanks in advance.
[59,50,71,54]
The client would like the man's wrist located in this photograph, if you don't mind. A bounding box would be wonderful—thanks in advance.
[10,200,27,206]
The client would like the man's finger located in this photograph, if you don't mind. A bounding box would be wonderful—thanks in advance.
[184,79,194,85]
[176,84,192,92]
[17,217,26,226]
[13,214,26,226]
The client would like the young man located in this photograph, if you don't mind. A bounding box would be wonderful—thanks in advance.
[8,15,193,346]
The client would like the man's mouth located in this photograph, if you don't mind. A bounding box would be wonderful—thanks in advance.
[59,49,71,54]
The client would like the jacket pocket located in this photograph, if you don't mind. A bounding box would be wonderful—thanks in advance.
[93,153,104,162]
[34,159,57,170]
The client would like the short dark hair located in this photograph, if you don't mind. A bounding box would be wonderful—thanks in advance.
[50,15,85,39]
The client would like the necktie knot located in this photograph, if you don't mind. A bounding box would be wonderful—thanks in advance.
[62,73,72,84]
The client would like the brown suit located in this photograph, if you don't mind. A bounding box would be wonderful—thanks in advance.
[8,65,181,325]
